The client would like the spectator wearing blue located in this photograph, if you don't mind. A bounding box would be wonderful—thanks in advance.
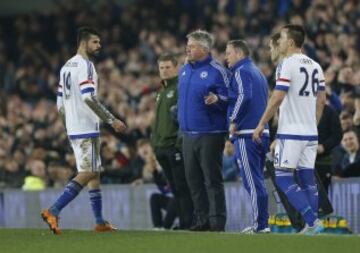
[178,30,229,232]
[225,40,270,234]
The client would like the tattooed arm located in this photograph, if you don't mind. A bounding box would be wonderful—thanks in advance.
[83,94,126,132]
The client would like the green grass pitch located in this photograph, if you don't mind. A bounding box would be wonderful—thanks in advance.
[0,229,359,253]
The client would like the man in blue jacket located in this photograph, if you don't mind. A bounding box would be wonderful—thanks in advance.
[178,30,229,231]
[225,40,270,233]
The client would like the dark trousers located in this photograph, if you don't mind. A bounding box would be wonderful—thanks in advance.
[150,193,177,229]
[315,163,331,193]
[155,147,193,229]
[182,133,226,231]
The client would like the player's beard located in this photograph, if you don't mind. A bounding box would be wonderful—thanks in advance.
[87,47,100,59]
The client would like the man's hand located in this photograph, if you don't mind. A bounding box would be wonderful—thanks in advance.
[204,92,218,105]
[111,119,127,133]
[229,122,236,137]
[270,140,276,155]
[317,144,325,154]
[252,124,264,143]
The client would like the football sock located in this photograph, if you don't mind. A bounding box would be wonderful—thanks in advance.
[275,170,316,226]
[49,180,83,216]
[89,189,105,225]
[296,168,318,217]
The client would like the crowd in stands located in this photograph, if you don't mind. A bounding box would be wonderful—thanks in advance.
[0,0,360,189]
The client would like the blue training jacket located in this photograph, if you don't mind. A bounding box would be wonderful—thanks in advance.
[178,55,230,134]
[227,57,269,138]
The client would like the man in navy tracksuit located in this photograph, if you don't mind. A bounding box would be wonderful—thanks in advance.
[225,40,270,233]
[178,30,229,231]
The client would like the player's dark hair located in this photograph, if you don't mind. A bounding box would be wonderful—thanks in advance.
[270,33,281,46]
[227,40,250,56]
[282,24,305,48]
[77,26,100,47]
[157,52,178,66]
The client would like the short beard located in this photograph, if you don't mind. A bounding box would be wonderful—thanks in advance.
[86,48,99,59]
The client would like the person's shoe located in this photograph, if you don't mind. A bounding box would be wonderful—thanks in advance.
[257,227,271,233]
[241,226,255,234]
[241,226,270,234]
[189,221,210,232]
[41,209,61,235]
[299,220,324,235]
[95,221,118,232]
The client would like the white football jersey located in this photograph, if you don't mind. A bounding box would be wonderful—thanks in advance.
[57,54,100,139]
[274,53,325,140]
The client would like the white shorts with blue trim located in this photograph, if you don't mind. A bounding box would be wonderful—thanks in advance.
[274,139,318,169]
[70,137,102,172]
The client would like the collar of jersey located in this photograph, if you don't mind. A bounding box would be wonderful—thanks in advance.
[189,54,213,69]
[230,57,251,72]
[161,76,178,87]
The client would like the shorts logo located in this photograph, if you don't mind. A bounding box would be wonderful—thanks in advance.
[200,71,208,79]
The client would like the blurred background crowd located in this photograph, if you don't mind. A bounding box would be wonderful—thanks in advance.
[0,0,360,190]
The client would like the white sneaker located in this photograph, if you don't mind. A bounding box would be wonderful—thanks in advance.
[257,227,271,233]
[299,219,324,235]
[241,227,270,234]
[241,226,255,234]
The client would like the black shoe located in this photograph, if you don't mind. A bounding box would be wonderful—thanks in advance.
[189,221,210,231]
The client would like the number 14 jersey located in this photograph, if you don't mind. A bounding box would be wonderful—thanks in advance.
[274,53,325,140]
[57,54,100,139]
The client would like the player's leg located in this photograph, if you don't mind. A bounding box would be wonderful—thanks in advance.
[296,141,319,216]
[41,138,98,234]
[295,140,324,234]
[236,138,269,232]
[274,139,317,228]
[87,137,116,231]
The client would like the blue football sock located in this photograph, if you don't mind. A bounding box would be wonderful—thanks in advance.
[297,168,318,217]
[89,189,105,225]
[49,180,83,216]
[275,170,316,226]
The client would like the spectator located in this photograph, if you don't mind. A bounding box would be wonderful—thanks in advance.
[22,159,47,191]
[335,130,360,177]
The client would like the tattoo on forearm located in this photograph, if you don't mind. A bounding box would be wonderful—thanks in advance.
[84,95,116,124]
[59,107,66,126]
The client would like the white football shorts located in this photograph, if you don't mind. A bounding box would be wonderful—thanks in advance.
[70,137,102,172]
[274,139,318,169]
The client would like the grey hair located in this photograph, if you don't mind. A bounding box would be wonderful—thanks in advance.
[186,29,214,51]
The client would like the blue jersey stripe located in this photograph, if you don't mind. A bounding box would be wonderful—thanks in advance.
[81,87,95,94]
[276,134,318,141]
[274,85,289,91]
[69,132,100,140]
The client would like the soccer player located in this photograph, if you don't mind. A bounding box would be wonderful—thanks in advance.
[253,24,327,235]
[41,27,126,235]
[225,40,270,234]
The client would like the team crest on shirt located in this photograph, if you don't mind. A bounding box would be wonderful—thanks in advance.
[182,71,186,76]
[166,90,174,98]
[156,94,160,102]
[200,71,208,79]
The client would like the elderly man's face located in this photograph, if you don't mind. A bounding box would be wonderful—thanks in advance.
[186,39,208,62]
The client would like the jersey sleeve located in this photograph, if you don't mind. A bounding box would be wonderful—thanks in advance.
[78,61,96,96]
[274,60,291,92]
[317,65,326,91]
